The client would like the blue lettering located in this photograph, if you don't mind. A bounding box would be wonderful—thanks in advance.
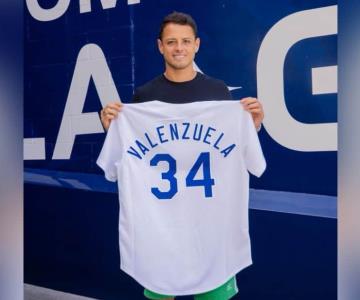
[203,127,216,145]
[136,140,150,156]
[145,133,158,148]
[193,123,203,141]
[221,144,236,158]
[127,123,236,160]
[127,146,142,160]
[156,125,169,143]
[213,132,224,150]
[170,123,179,140]
[182,122,190,139]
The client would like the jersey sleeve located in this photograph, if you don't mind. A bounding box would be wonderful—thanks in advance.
[96,120,123,182]
[242,111,266,177]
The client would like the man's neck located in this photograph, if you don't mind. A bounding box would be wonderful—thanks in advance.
[164,68,197,83]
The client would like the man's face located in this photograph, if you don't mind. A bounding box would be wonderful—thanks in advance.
[158,23,200,72]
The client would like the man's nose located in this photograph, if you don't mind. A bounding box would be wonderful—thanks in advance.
[174,42,184,51]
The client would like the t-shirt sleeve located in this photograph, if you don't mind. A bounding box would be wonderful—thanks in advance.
[96,120,122,182]
[218,80,233,100]
[132,88,141,103]
[242,111,266,177]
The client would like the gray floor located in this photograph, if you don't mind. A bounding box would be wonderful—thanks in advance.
[24,284,98,300]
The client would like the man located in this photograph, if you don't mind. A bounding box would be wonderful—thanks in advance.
[100,12,264,300]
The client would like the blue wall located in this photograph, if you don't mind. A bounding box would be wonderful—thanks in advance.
[24,0,337,195]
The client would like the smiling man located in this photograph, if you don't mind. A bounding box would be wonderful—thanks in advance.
[100,12,263,131]
[100,12,264,300]
[157,21,200,80]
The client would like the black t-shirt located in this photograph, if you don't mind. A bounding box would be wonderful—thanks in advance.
[132,72,233,103]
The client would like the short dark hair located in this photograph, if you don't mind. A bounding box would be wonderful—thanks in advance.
[159,11,198,40]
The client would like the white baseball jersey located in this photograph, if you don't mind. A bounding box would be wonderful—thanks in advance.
[97,100,266,295]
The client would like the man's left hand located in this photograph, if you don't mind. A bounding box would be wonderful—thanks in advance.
[240,97,264,131]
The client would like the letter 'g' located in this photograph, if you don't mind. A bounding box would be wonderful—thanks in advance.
[257,6,337,151]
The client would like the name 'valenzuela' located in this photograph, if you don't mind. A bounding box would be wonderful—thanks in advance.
[127,122,237,160]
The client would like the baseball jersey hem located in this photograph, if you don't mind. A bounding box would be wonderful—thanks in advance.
[96,158,117,182]
[120,261,252,296]
[251,163,266,178]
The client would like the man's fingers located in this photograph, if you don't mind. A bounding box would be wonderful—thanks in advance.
[240,98,263,112]
[242,103,261,111]
[240,97,257,102]
[108,102,122,110]
[100,102,122,131]
[247,108,262,114]
[104,102,122,112]
[105,107,120,115]
[240,98,260,106]
[106,115,116,120]
[102,106,121,118]
[244,102,260,109]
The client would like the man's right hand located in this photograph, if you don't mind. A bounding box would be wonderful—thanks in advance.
[100,102,123,131]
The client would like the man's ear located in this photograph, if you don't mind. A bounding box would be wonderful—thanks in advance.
[195,37,200,53]
[157,39,164,54]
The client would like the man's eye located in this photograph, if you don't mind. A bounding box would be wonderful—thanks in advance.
[167,41,175,45]
[183,40,191,44]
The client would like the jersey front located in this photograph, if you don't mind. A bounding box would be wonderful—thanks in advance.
[97,100,266,296]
